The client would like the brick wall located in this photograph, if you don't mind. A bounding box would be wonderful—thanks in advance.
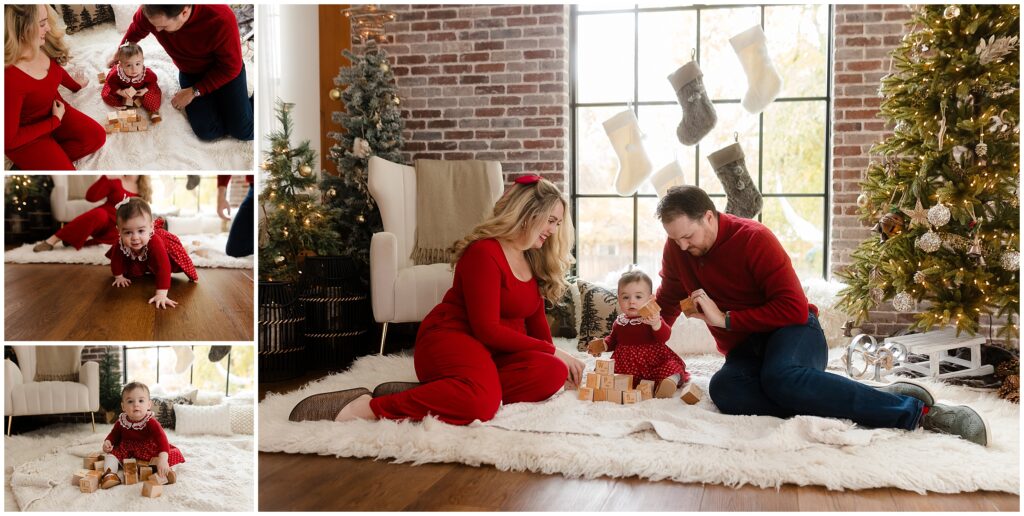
[370,4,570,187]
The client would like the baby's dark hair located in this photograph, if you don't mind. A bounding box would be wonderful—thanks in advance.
[618,269,653,294]
[115,42,143,62]
[121,381,151,399]
[115,197,153,226]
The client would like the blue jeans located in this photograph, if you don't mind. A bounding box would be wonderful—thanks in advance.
[226,185,253,257]
[179,64,254,141]
[708,312,924,430]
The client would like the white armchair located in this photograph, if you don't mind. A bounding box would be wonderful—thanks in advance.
[367,156,504,354]
[4,346,101,435]
[50,174,102,223]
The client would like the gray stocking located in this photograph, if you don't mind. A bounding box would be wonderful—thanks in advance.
[668,61,717,146]
[707,143,762,218]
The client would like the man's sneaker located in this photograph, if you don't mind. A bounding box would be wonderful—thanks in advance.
[920,403,990,446]
[876,380,936,407]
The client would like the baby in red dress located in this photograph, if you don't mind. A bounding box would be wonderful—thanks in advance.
[101,42,162,123]
[106,197,199,309]
[98,381,185,489]
[588,270,689,398]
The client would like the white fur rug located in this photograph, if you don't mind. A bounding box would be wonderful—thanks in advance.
[59,25,253,171]
[258,343,1019,494]
[4,233,251,269]
[6,423,253,512]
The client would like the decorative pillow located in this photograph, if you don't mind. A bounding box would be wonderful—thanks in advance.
[576,279,620,352]
[802,278,855,348]
[194,390,224,406]
[226,391,255,404]
[545,278,579,339]
[173,403,233,436]
[150,393,194,430]
[112,4,138,34]
[54,5,115,34]
[229,403,254,435]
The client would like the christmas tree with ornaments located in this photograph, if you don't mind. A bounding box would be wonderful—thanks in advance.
[322,42,407,275]
[837,4,1019,338]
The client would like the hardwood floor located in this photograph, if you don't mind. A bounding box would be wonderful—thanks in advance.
[5,263,253,341]
[258,369,1020,512]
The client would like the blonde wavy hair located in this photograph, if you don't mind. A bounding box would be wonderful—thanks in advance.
[134,176,153,203]
[4,5,70,66]
[450,178,575,303]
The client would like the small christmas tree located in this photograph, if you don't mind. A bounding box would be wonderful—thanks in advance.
[837,5,1019,338]
[5,175,52,215]
[323,42,406,274]
[259,100,342,282]
[98,347,122,413]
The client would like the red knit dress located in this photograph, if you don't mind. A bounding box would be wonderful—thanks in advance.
[105,218,199,288]
[101,65,161,111]
[106,412,185,466]
[604,314,690,386]
[54,175,137,250]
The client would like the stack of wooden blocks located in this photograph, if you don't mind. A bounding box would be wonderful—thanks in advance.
[577,359,653,404]
[105,108,149,133]
[75,452,106,493]
[73,453,175,496]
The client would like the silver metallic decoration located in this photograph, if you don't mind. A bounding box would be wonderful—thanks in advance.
[870,287,885,303]
[914,271,927,284]
[857,194,869,208]
[893,291,916,312]
[917,230,942,253]
[967,238,985,267]
[927,203,951,227]
[1000,250,1020,271]
[944,5,961,19]
[843,334,910,382]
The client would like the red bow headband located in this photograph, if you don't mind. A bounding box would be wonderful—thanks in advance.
[515,174,541,185]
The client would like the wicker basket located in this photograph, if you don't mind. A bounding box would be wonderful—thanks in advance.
[258,281,305,381]
[300,257,372,370]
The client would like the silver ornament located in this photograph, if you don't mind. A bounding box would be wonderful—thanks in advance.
[975,141,988,157]
[893,291,916,312]
[916,230,942,253]
[274,255,285,264]
[870,287,885,303]
[927,203,951,227]
[914,271,927,284]
[943,5,960,19]
[1001,251,1020,271]
[857,194,869,208]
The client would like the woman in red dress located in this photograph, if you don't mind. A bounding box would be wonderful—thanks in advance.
[290,176,585,425]
[98,381,184,489]
[33,175,151,252]
[4,5,105,170]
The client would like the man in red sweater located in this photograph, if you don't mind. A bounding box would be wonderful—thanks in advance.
[653,185,989,446]
[112,5,253,142]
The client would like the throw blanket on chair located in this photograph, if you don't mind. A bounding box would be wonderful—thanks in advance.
[34,346,82,382]
[411,159,498,265]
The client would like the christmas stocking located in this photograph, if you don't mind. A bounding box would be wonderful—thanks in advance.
[730,25,782,114]
[707,142,762,218]
[650,160,685,198]
[603,110,653,196]
[173,346,195,375]
[209,346,231,362]
[668,61,716,145]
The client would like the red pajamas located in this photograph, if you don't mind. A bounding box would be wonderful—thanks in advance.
[604,315,689,386]
[101,66,161,112]
[5,59,105,170]
[370,239,568,425]
[55,176,137,249]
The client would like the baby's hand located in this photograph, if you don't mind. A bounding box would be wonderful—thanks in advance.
[112,275,131,288]
[643,315,662,331]
[101,440,113,453]
[155,457,170,477]
[136,87,148,96]
[587,338,606,357]
[148,292,178,309]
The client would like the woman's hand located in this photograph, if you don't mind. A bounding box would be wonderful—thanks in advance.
[112,275,131,287]
[690,289,726,328]
[71,69,89,88]
[101,440,113,453]
[642,315,662,331]
[554,348,584,389]
[52,100,66,121]
[586,338,606,357]
[148,290,178,309]
[155,454,170,477]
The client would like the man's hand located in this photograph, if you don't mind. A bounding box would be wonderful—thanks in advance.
[148,290,178,309]
[171,88,195,110]
[112,275,131,287]
[106,50,118,68]
[217,186,231,220]
[689,289,726,328]
[586,338,606,357]
[643,315,662,331]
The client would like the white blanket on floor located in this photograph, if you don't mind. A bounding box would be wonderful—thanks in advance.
[258,346,1020,494]
[59,25,253,171]
[4,232,251,269]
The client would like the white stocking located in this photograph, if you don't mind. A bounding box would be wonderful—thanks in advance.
[650,160,685,198]
[730,25,782,114]
[602,110,653,196]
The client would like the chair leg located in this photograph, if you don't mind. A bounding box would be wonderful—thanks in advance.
[90,412,96,433]
[379,321,390,356]
[7,416,12,436]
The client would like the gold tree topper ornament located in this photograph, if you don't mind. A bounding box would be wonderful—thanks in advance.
[343,4,397,44]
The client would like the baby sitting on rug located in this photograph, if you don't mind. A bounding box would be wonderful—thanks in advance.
[98,381,184,489]
[101,42,162,123]
[106,197,198,309]
[588,269,689,398]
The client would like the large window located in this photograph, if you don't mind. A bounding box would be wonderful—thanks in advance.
[572,4,832,286]
[122,345,254,396]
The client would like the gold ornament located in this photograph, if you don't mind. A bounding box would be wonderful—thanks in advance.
[259,160,271,170]
[357,214,366,223]
[380,63,390,72]
[299,165,313,177]
[872,212,905,242]
[274,255,285,264]
[329,88,342,101]
[902,199,930,227]
[328,188,337,197]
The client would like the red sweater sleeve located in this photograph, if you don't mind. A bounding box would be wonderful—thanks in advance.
[110,247,126,277]
[4,79,60,149]
[143,68,159,90]
[85,175,113,202]
[146,418,172,454]
[58,65,81,92]
[730,230,810,332]
[524,299,554,345]
[148,234,173,290]
[195,22,242,95]
[459,244,554,354]
[603,324,620,352]
[655,239,690,328]
[121,8,152,45]
[652,317,672,345]
[105,420,123,446]
[217,175,230,187]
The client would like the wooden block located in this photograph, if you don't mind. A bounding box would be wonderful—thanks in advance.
[97,72,106,83]
[622,390,640,404]
[638,299,661,318]
[597,374,615,390]
[583,373,599,389]
[637,380,655,400]
[141,480,162,498]
[138,120,149,131]
[681,382,703,405]
[166,469,176,485]
[680,297,699,317]
[595,359,614,375]
[577,386,594,401]
[139,467,153,482]
[107,112,118,122]
[611,390,625,404]
[152,473,169,486]
[93,461,104,472]
[71,469,91,486]
[125,458,138,485]
[125,86,137,98]
[613,374,633,391]
[79,475,99,493]
[87,470,103,478]
[593,388,611,402]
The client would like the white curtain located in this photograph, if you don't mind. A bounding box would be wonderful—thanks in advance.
[256,3,281,160]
